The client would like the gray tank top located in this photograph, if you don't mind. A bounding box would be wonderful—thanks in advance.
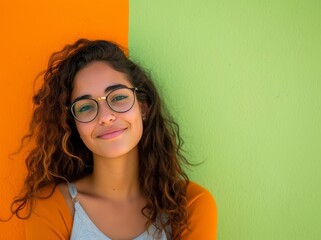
[68,183,168,240]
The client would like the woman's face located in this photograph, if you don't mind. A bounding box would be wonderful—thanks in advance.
[71,61,144,160]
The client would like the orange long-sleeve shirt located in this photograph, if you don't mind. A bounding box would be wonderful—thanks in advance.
[25,181,217,239]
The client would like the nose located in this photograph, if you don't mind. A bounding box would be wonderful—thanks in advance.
[97,101,116,124]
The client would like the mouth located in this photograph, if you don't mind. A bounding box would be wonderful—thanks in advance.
[97,128,127,140]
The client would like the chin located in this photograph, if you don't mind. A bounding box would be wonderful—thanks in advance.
[93,145,139,160]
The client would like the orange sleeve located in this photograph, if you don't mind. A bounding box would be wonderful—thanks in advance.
[181,181,218,240]
[24,185,73,240]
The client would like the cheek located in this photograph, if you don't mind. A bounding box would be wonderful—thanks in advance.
[75,122,91,140]
[135,117,143,135]
[75,122,96,153]
[75,122,83,137]
[128,106,144,139]
[135,114,144,141]
[133,106,143,128]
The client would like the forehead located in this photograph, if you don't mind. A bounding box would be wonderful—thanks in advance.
[71,61,131,99]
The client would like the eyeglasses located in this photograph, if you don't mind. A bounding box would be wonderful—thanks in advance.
[70,87,138,123]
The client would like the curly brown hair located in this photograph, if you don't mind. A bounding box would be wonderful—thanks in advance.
[11,39,191,239]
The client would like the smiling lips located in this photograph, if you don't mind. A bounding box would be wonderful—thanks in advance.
[97,128,127,140]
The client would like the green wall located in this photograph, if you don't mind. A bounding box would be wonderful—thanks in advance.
[129,1,321,239]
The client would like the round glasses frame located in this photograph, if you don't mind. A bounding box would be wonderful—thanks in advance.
[69,87,138,123]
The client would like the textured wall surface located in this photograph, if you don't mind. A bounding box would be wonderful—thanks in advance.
[129,0,321,239]
[0,1,128,239]
[1,0,321,239]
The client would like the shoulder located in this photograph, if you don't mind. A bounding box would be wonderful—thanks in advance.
[186,181,216,208]
[31,183,73,218]
[25,184,73,240]
[57,182,75,215]
[182,181,218,239]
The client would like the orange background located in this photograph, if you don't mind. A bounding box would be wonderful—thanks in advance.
[0,1,128,238]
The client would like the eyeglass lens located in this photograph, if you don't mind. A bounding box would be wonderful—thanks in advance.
[71,88,135,122]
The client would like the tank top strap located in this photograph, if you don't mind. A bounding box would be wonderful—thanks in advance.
[67,182,78,201]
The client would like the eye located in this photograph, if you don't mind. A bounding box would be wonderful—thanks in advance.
[73,99,97,115]
[77,104,94,113]
[111,94,129,102]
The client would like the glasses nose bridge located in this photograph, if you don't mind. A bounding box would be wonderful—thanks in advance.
[96,95,112,112]
[96,96,107,102]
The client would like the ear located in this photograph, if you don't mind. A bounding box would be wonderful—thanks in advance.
[139,102,149,120]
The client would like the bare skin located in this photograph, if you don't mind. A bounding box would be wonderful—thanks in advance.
[58,147,148,240]
[58,62,149,240]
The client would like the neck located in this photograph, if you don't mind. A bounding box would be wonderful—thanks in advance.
[88,147,141,201]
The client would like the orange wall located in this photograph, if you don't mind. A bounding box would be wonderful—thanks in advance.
[0,1,128,238]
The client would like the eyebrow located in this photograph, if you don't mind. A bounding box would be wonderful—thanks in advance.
[72,84,128,102]
[105,84,127,93]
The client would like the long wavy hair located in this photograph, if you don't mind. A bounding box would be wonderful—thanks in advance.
[11,39,191,239]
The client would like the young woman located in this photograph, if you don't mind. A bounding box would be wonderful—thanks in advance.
[12,39,217,239]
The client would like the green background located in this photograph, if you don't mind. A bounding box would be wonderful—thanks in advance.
[129,0,321,239]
